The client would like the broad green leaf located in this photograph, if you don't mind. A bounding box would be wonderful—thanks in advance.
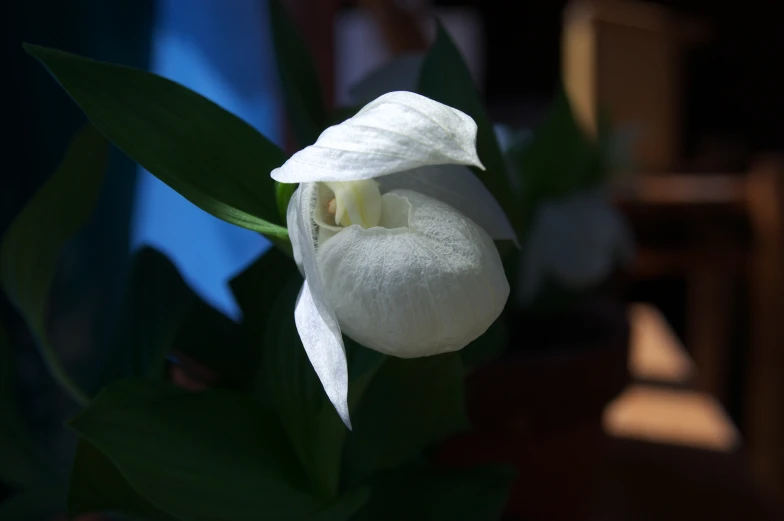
[353,465,514,521]
[68,379,332,521]
[418,24,517,229]
[258,277,385,496]
[100,246,196,388]
[68,439,177,521]
[229,247,298,328]
[169,297,252,392]
[268,0,327,148]
[342,353,469,487]
[310,487,370,521]
[259,273,345,495]
[344,339,386,412]
[0,123,108,406]
[458,315,509,372]
[69,418,368,521]
[23,43,290,247]
[276,180,298,223]
[0,485,66,521]
[232,248,384,496]
[0,322,50,487]
[507,87,606,212]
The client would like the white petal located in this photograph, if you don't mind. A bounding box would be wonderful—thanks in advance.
[288,185,351,427]
[294,281,350,427]
[286,189,305,275]
[271,91,484,184]
[377,165,518,244]
[317,189,509,358]
[348,53,426,106]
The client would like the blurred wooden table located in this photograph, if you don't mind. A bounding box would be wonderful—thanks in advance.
[595,304,783,520]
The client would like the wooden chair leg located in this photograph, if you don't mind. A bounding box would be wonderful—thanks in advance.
[687,265,734,402]
[745,154,784,500]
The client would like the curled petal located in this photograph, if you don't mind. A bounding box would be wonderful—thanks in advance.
[287,185,351,427]
[287,189,305,275]
[294,281,350,427]
[377,165,518,245]
[317,189,509,358]
[271,91,484,184]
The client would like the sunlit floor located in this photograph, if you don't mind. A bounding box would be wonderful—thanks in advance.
[604,304,740,453]
[595,304,781,520]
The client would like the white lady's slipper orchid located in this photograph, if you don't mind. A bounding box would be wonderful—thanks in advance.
[271,91,516,427]
[518,189,634,303]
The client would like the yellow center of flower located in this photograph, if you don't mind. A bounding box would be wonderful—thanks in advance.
[323,180,382,228]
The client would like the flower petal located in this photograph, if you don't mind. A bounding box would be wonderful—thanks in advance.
[294,280,350,427]
[317,189,509,358]
[286,188,305,274]
[377,165,518,245]
[287,185,351,427]
[271,91,484,184]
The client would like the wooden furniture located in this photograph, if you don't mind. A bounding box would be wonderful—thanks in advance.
[745,156,784,499]
[562,0,709,172]
[563,0,784,499]
[598,303,782,520]
[610,163,784,502]
[438,303,782,520]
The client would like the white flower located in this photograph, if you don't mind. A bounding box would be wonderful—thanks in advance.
[271,91,516,427]
[518,189,634,303]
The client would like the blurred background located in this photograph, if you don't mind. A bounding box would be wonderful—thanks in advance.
[2,0,783,519]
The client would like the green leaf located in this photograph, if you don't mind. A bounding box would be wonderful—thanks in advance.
[268,0,327,148]
[259,291,388,497]
[0,123,108,406]
[0,322,51,488]
[0,485,66,521]
[344,340,386,412]
[68,379,332,521]
[169,297,251,392]
[69,425,368,521]
[23,43,290,246]
[230,247,298,325]
[458,316,508,372]
[342,353,469,487]
[168,240,294,394]
[418,24,517,229]
[68,439,177,521]
[232,248,384,496]
[311,487,370,521]
[276,181,298,223]
[100,247,197,388]
[507,87,606,211]
[353,465,515,521]
[259,273,345,496]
